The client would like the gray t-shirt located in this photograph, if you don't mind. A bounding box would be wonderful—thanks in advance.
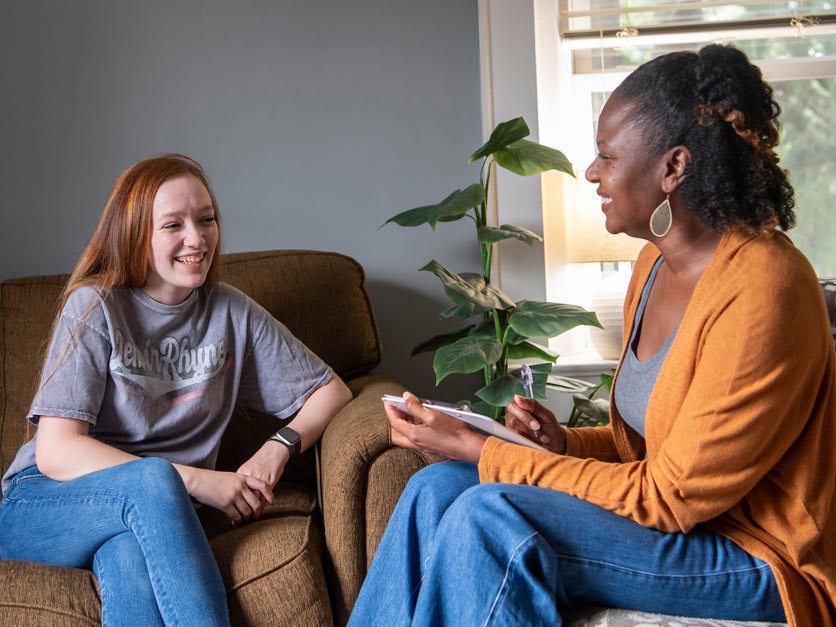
[2,283,332,493]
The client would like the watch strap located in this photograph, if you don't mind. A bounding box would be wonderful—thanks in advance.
[269,426,301,458]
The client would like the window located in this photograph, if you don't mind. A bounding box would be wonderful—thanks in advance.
[479,0,836,363]
[479,0,836,374]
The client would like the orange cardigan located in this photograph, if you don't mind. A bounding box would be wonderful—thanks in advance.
[478,230,836,626]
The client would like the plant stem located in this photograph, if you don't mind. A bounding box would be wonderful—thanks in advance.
[482,159,494,281]
[492,312,510,381]
[492,310,503,340]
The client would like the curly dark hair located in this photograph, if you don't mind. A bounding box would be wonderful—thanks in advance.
[611,44,795,233]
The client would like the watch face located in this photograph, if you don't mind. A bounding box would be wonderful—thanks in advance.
[272,427,301,458]
[277,427,301,446]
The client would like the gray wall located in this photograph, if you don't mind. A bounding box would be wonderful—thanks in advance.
[0,0,483,399]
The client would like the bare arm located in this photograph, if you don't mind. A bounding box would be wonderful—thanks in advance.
[35,416,138,479]
[34,416,274,525]
[237,374,353,488]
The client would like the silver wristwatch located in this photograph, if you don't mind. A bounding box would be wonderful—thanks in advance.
[269,426,301,458]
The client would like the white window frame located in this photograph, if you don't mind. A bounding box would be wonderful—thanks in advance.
[478,0,836,370]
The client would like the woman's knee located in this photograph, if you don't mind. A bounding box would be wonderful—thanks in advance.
[439,483,561,539]
[407,461,477,490]
[401,462,479,509]
[94,532,146,571]
[118,457,187,505]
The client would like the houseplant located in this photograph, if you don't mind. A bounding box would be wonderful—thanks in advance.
[384,117,603,420]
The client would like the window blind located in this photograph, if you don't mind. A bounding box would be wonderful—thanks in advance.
[560,0,836,39]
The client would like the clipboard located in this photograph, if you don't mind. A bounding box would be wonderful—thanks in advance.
[382,394,547,451]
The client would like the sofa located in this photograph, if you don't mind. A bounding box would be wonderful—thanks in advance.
[0,249,433,627]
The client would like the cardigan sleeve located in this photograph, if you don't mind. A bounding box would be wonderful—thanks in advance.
[479,240,831,533]
[563,425,621,461]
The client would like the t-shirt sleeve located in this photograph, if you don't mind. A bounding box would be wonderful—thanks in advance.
[29,288,110,425]
[236,303,333,420]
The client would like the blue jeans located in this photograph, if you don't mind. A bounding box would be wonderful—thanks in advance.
[0,458,230,627]
[348,462,786,627]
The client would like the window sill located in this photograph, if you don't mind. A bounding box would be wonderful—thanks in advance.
[552,352,618,378]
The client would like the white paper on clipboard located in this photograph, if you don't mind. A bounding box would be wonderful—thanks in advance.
[381,394,547,451]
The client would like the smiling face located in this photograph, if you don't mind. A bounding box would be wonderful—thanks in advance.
[143,174,219,305]
[585,97,670,239]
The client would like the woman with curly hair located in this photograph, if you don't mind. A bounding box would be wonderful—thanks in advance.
[349,45,835,626]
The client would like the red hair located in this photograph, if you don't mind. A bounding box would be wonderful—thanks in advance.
[66,154,222,298]
[36,154,222,396]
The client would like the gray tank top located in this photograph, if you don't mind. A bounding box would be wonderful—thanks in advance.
[613,258,677,437]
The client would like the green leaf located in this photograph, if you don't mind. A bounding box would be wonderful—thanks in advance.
[442,274,491,313]
[475,374,524,407]
[471,400,501,420]
[420,261,516,311]
[571,395,611,426]
[467,323,499,339]
[469,117,531,163]
[546,375,595,394]
[508,300,602,339]
[432,183,483,226]
[506,328,530,345]
[477,224,543,246]
[599,372,615,392]
[475,363,551,407]
[410,325,476,356]
[433,334,503,384]
[381,203,442,229]
[494,139,575,178]
[382,183,484,230]
[439,302,481,320]
[506,341,557,363]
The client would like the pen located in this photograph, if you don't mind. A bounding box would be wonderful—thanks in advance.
[520,364,539,438]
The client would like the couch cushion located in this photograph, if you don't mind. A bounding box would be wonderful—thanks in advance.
[0,276,66,480]
[199,482,332,626]
[0,559,101,626]
[564,607,786,626]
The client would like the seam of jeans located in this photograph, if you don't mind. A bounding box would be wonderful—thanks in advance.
[415,556,431,599]
[3,492,131,506]
[481,531,539,627]
[124,501,182,627]
[556,553,774,579]
[93,551,110,627]
[14,473,44,483]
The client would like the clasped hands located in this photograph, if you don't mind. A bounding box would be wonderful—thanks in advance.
[186,440,291,527]
[384,392,566,464]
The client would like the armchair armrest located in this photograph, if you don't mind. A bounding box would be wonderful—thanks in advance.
[319,374,436,626]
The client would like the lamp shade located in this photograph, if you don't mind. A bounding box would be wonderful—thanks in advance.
[566,175,644,263]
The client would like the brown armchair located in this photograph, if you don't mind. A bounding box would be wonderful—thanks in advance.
[0,250,433,627]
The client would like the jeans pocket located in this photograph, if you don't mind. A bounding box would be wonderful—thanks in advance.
[5,467,46,499]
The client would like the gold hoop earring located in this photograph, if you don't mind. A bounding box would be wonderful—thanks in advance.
[649,194,672,238]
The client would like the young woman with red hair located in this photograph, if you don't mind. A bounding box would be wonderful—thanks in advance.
[0,154,352,626]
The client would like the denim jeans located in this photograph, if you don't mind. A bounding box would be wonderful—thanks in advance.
[0,458,230,627]
[348,461,786,627]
